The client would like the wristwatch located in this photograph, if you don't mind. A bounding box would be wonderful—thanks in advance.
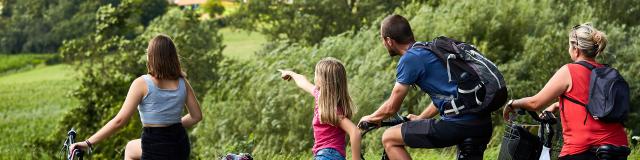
[507,100,515,110]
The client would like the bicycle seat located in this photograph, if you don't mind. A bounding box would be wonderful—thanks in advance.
[591,144,631,160]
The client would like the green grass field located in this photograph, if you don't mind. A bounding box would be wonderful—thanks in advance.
[0,53,58,75]
[219,27,266,60]
[218,1,265,60]
[0,64,79,158]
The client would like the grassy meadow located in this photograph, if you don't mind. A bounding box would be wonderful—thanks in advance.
[0,63,79,158]
[0,54,58,75]
[219,27,266,60]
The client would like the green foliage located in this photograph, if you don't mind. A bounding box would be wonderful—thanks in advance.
[227,0,421,45]
[34,6,224,158]
[193,19,427,159]
[0,53,57,75]
[0,0,167,54]
[0,0,113,53]
[201,0,225,17]
[195,0,640,158]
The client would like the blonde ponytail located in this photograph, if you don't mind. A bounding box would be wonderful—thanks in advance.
[591,30,608,56]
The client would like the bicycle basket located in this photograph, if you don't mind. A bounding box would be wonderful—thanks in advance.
[498,123,542,160]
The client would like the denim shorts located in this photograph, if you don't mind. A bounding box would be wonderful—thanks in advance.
[314,148,345,160]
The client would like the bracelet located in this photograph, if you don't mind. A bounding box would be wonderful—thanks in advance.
[84,140,93,150]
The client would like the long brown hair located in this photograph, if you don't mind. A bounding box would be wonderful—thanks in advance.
[315,57,354,125]
[146,34,184,80]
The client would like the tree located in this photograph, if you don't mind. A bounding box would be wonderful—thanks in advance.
[201,0,225,17]
[227,0,420,45]
[0,0,167,54]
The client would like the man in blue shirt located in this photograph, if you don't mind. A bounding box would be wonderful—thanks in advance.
[359,14,492,160]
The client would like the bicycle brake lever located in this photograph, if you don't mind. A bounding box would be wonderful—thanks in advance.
[541,111,557,124]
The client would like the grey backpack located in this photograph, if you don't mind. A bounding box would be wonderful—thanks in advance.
[414,36,508,115]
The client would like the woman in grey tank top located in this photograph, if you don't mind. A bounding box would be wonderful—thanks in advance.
[70,35,203,160]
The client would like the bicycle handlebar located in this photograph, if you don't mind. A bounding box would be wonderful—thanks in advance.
[63,128,84,160]
[517,109,557,125]
[358,114,409,137]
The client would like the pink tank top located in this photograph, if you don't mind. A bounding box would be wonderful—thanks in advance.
[311,88,346,157]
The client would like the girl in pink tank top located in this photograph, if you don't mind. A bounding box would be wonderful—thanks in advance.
[279,57,361,160]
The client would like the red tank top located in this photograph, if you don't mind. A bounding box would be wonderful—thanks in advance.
[558,61,628,156]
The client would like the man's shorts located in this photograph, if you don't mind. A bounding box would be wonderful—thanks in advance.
[401,118,493,148]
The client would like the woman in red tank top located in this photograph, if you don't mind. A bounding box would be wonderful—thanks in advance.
[501,23,629,160]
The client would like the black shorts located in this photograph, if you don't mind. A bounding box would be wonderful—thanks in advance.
[141,123,190,160]
[401,118,492,149]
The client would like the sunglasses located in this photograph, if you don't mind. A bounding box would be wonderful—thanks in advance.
[571,24,592,47]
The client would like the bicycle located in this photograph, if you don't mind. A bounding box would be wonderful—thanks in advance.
[60,128,85,160]
[357,114,408,160]
[499,110,557,160]
[358,111,556,160]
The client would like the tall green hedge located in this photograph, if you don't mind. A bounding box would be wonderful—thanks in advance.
[194,0,640,159]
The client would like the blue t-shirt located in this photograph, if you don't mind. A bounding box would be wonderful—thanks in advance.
[396,43,479,121]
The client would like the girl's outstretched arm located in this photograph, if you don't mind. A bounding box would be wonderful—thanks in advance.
[278,69,314,94]
[339,117,361,160]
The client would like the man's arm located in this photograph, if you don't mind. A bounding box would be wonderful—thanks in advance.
[408,102,438,120]
[361,83,410,123]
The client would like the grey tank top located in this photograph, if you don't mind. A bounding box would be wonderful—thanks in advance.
[138,74,186,125]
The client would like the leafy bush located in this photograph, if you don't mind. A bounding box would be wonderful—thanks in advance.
[32,5,224,159]
[195,0,640,159]
[0,0,167,53]
[227,0,422,45]
[0,53,57,75]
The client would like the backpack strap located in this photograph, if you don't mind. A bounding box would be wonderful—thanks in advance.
[574,61,596,70]
[561,94,589,125]
[561,94,586,106]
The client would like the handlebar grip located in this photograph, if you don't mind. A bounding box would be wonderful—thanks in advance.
[68,128,77,144]
[527,111,542,122]
[524,110,557,124]
[541,111,557,124]
[357,121,378,131]
[380,116,409,126]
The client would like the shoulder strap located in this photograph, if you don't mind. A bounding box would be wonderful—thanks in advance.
[561,94,586,106]
[574,61,596,70]
[561,94,590,125]
[179,77,186,92]
[411,42,428,49]
[142,75,155,92]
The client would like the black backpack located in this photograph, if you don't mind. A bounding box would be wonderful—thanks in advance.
[414,36,508,115]
[561,61,630,123]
